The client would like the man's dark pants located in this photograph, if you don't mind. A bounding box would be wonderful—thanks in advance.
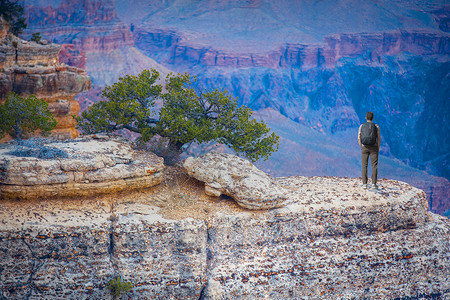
[361,144,379,185]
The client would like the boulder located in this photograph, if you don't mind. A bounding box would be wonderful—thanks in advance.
[0,135,164,199]
[183,152,287,209]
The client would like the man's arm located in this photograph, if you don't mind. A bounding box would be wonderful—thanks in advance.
[358,125,362,147]
[377,125,381,148]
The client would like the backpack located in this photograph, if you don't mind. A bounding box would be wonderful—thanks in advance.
[360,122,377,145]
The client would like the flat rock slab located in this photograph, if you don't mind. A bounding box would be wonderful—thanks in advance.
[183,152,287,209]
[0,135,164,199]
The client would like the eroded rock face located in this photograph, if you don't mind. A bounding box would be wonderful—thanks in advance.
[0,199,113,299]
[183,152,287,209]
[114,204,208,298]
[0,26,91,140]
[59,44,87,69]
[0,135,164,199]
[24,0,134,53]
[0,173,448,299]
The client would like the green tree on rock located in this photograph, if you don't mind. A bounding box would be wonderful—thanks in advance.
[30,32,41,43]
[77,69,279,162]
[0,92,57,140]
[0,0,27,36]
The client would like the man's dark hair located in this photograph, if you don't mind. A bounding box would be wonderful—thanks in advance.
[366,111,374,121]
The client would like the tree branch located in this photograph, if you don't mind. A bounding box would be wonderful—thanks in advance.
[123,124,141,133]
[145,117,160,124]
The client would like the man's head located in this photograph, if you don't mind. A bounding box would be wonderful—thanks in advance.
[366,111,374,121]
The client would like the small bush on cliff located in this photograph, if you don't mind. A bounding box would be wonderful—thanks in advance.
[0,0,27,36]
[30,32,42,43]
[77,69,279,162]
[107,276,133,300]
[0,92,57,140]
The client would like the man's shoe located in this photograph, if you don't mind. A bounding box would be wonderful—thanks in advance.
[362,184,368,189]
[373,184,379,189]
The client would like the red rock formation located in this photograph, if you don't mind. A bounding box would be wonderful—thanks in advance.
[24,0,134,53]
[22,0,166,87]
[325,30,450,61]
[278,30,449,69]
[0,23,91,140]
[59,44,86,69]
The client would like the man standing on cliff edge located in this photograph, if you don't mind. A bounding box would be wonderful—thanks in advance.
[358,111,381,189]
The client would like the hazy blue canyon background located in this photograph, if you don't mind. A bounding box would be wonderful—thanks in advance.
[20,0,449,216]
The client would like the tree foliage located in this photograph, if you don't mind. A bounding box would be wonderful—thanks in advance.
[77,69,279,162]
[30,32,41,42]
[0,92,57,139]
[0,0,27,36]
[107,276,133,300]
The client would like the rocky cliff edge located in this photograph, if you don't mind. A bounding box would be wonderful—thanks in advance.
[0,138,448,299]
[0,19,91,140]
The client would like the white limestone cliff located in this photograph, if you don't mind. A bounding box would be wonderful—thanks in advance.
[0,143,448,299]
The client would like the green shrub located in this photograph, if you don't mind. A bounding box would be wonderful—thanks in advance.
[30,32,42,43]
[107,276,133,300]
[0,92,57,140]
[77,69,279,162]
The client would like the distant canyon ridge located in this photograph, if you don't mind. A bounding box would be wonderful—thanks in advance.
[20,0,450,216]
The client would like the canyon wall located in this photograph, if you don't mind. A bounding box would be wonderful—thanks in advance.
[134,28,449,69]
[24,0,134,53]
[0,162,449,299]
[23,0,169,87]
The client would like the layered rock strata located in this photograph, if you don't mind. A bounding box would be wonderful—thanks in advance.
[134,28,450,69]
[0,199,113,299]
[0,135,164,199]
[0,22,91,140]
[0,160,448,299]
[24,0,134,53]
[58,44,87,69]
[22,0,161,87]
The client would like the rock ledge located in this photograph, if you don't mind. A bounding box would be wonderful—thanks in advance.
[0,135,164,199]
[0,162,448,299]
